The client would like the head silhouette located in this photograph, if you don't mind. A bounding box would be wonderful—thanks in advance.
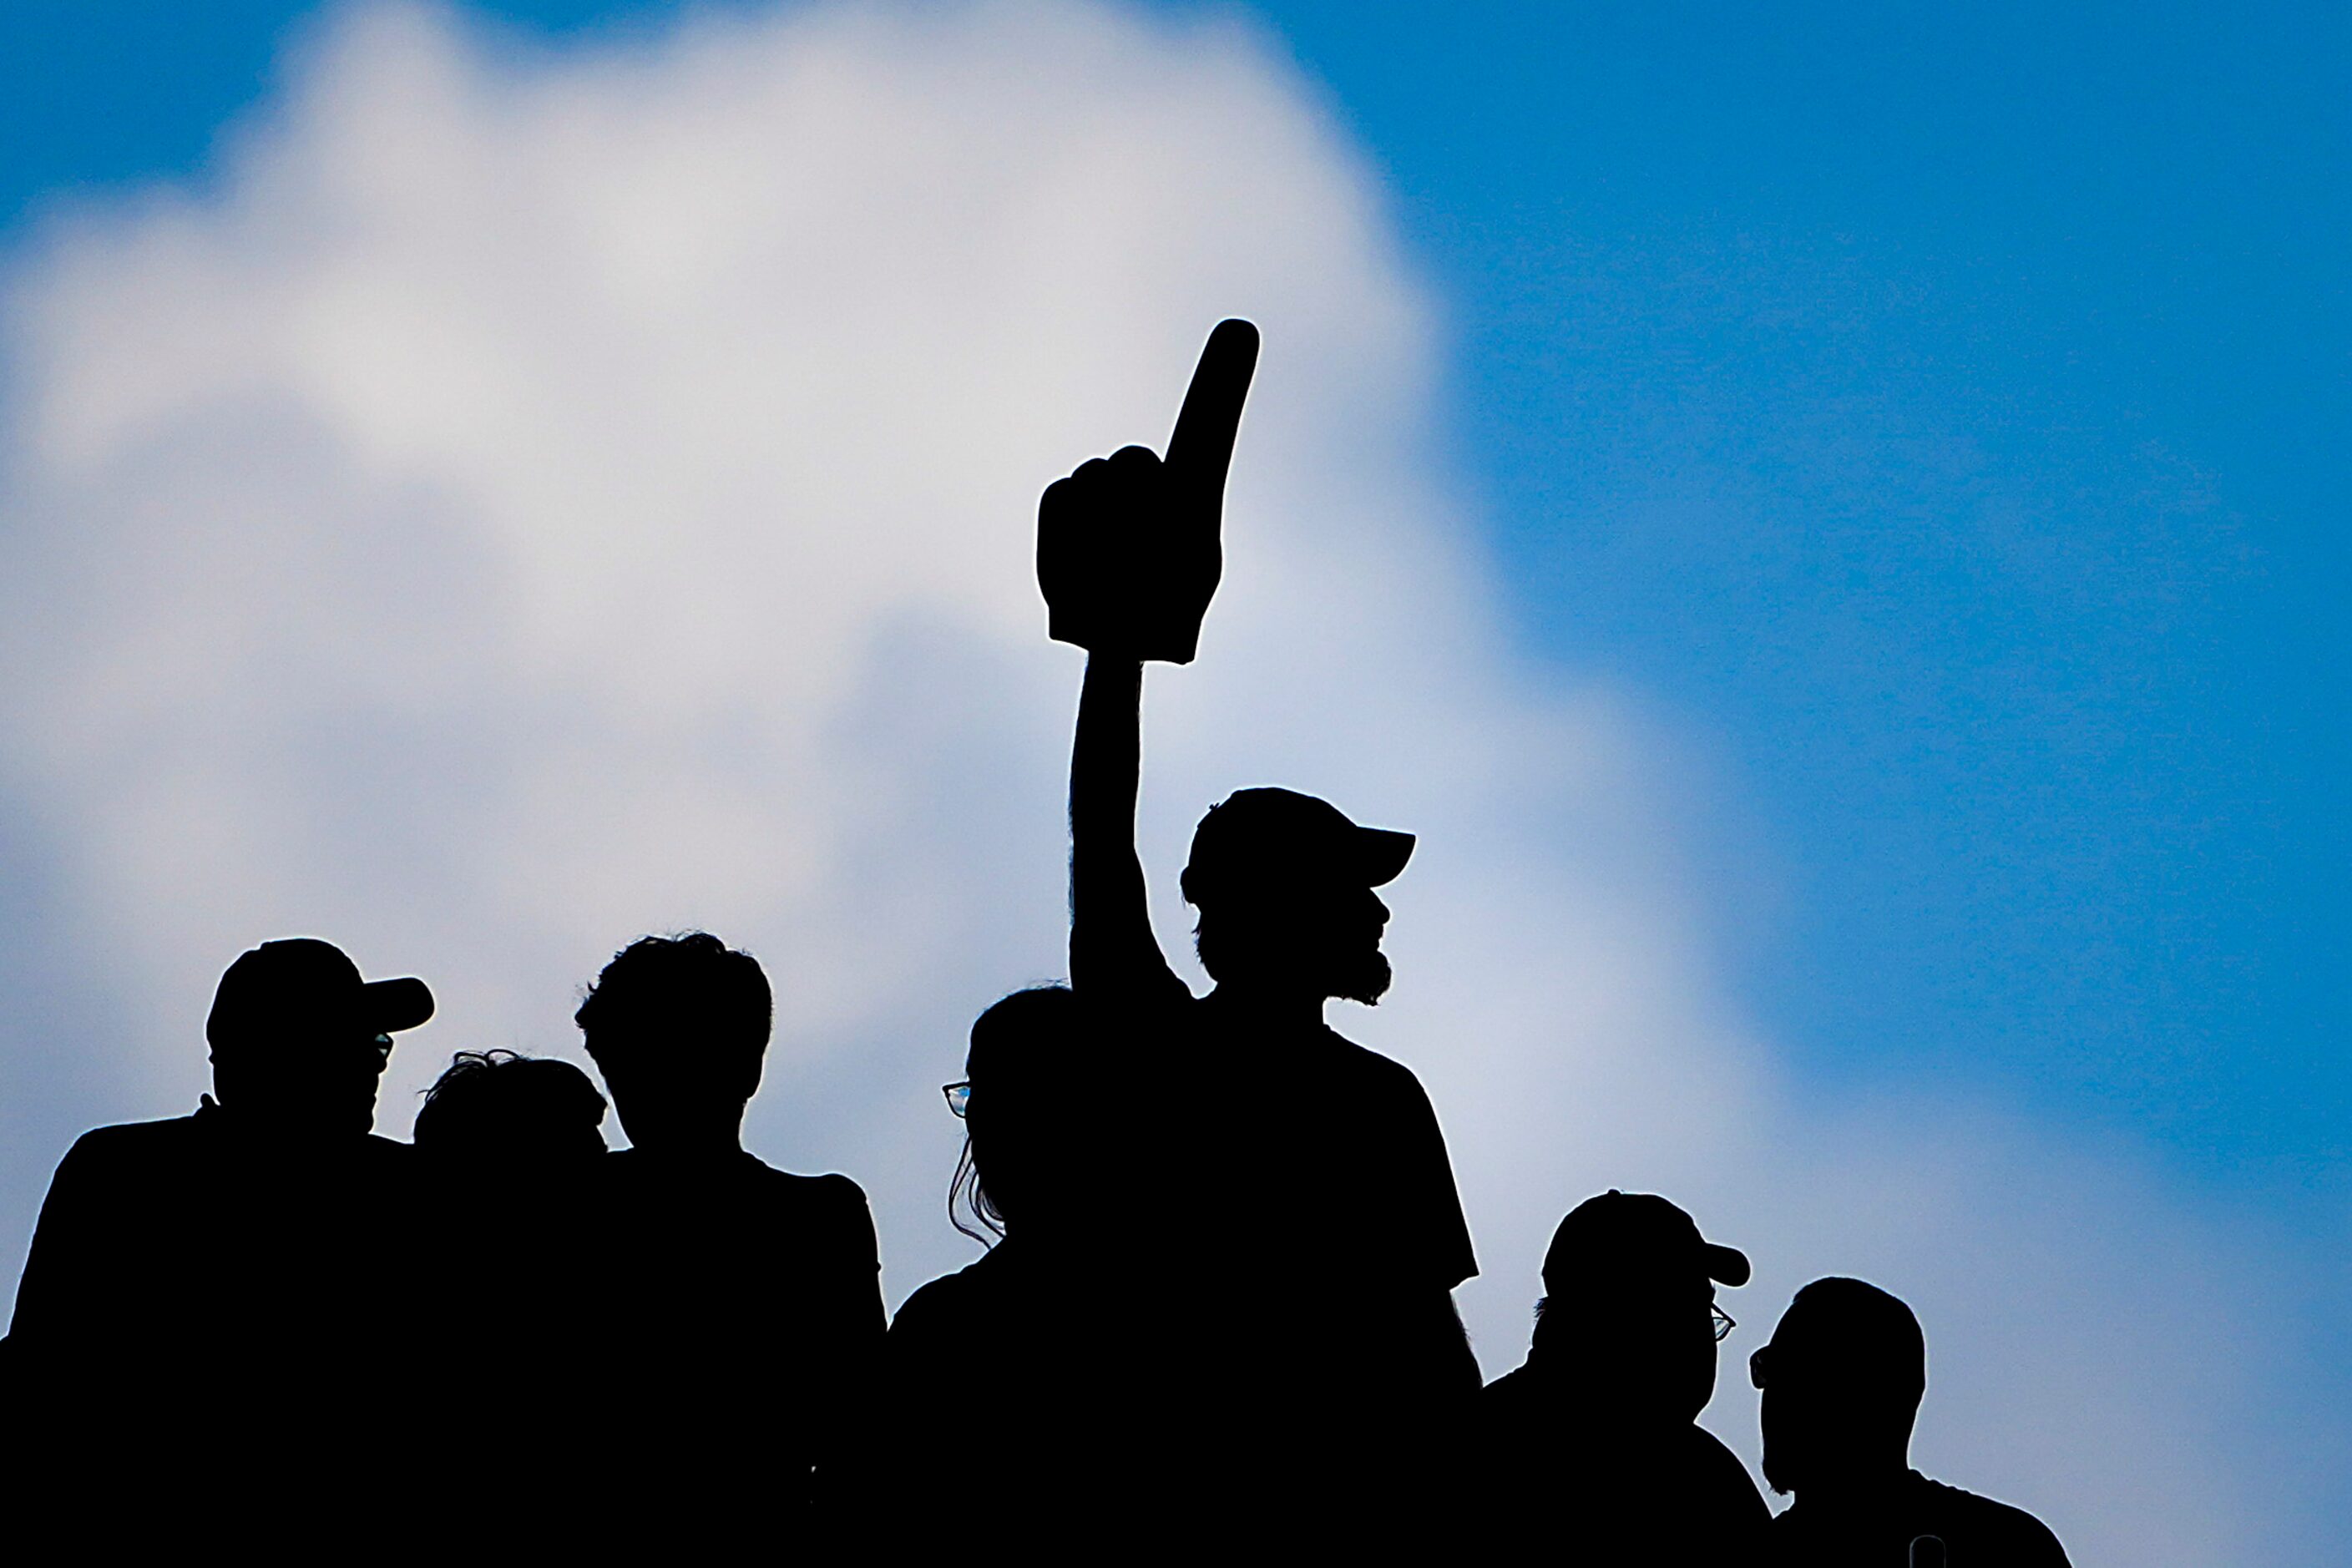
[1532,1190,1750,1424]
[951,986,1102,1242]
[1753,1277,1927,1496]
[1179,788,1412,1006]
[414,1050,609,1171]
[205,938,434,1138]
[574,933,771,1155]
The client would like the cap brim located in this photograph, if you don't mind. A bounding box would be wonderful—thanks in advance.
[1358,827,1415,887]
[1704,1242,1752,1288]
[362,976,434,1034]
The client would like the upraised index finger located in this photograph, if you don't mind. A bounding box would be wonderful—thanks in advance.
[1164,318,1260,495]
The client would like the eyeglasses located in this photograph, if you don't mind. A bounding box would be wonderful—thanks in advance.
[942,1080,971,1119]
[1711,1304,1736,1343]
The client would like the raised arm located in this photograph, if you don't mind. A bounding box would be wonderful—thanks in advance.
[1069,651,1177,997]
[1040,321,1258,999]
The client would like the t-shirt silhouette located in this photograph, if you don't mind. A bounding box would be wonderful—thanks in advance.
[7,1097,417,1538]
[1196,1004,1474,1298]
[1480,1358,1769,1561]
[1100,987,1477,1540]
[1118,989,1475,1383]
[886,1239,1140,1542]
[592,1148,883,1534]
[1768,1468,2073,1566]
[410,1147,607,1548]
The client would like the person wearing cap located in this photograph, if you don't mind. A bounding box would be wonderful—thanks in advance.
[5,937,433,1537]
[1753,1277,2072,1565]
[1039,323,1478,1535]
[1477,1191,1768,1560]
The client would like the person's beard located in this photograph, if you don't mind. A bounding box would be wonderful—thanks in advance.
[1196,908,1392,1003]
[1327,943,1392,1006]
[1760,1438,1795,1496]
[1758,1403,1808,1496]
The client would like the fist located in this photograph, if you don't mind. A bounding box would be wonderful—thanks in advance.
[1037,320,1259,664]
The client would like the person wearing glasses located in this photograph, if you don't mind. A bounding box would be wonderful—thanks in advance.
[413,1047,610,1169]
[882,987,1142,1543]
[409,1049,612,1550]
[574,932,882,1543]
[4,937,435,1540]
[1753,1277,2072,1565]
[1478,1191,1768,1560]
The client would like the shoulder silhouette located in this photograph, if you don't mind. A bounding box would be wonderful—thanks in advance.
[1480,1190,1768,1559]
[6,937,432,1543]
[576,932,883,1545]
[1755,1277,2073,1566]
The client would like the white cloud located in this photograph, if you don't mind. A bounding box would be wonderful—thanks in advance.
[0,3,2328,1557]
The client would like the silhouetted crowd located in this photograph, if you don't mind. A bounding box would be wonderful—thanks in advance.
[2,323,2071,1564]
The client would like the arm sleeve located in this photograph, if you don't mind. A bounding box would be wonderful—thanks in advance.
[1392,1069,1478,1292]
[820,1174,885,1343]
[807,1176,888,1519]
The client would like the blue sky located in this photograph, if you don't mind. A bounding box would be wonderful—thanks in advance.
[6,2,2338,1206]
[1287,3,2349,1196]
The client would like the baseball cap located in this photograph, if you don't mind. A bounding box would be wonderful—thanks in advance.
[1179,787,1414,905]
[205,938,435,1050]
[1543,1189,1752,1294]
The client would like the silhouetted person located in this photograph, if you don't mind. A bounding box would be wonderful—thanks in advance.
[6,938,432,1540]
[1755,1277,2073,1565]
[883,987,1143,1542]
[412,1049,608,1328]
[410,1050,609,1547]
[1480,1191,1768,1560]
[578,933,882,1542]
[414,1048,609,1169]
[1041,322,1478,1531]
